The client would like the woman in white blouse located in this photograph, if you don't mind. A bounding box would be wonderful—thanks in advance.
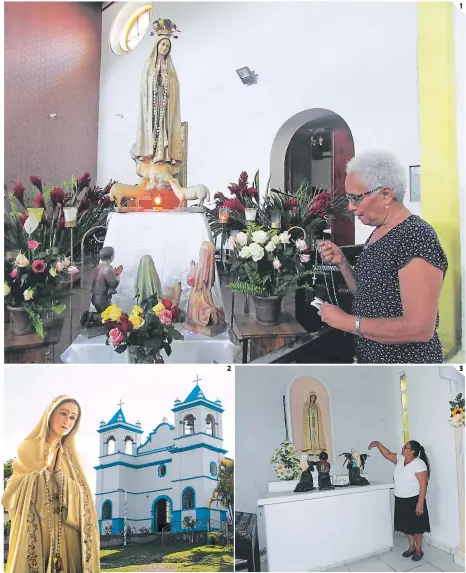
[368,439,430,563]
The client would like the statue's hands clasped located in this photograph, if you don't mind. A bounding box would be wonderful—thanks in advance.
[46,439,62,472]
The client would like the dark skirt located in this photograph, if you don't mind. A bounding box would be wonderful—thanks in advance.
[394,495,431,535]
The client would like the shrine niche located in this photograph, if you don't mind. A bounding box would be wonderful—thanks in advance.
[287,376,333,463]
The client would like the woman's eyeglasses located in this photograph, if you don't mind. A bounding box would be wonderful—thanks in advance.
[346,185,385,205]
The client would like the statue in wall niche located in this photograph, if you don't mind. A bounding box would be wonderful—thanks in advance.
[135,18,182,190]
[302,392,326,455]
[184,242,227,337]
[81,246,123,329]
[134,254,163,306]
[316,451,334,490]
[294,454,316,493]
[339,450,370,486]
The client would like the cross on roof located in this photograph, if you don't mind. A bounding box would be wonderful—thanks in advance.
[193,375,202,385]
[118,399,124,409]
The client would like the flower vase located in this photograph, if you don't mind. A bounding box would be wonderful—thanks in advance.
[8,306,35,335]
[127,346,165,364]
[252,295,283,326]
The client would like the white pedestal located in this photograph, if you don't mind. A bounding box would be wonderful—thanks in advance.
[102,211,223,313]
[268,472,370,493]
[258,482,394,572]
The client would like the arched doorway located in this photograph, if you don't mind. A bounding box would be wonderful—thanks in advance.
[152,496,172,532]
[270,108,355,246]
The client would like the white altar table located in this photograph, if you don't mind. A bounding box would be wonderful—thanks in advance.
[101,211,223,314]
[61,328,239,365]
[258,482,394,572]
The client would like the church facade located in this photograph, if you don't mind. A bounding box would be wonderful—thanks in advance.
[95,383,228,534]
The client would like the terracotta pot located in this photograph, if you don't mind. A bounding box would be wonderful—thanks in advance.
[127,346,165,364]
[252,295,283,326]
[7,306,35,335]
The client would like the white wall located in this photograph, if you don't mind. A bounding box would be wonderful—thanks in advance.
[391,366,461,552]
[98,2,421,244]
[454,6,465,355]
[235,365,400,549]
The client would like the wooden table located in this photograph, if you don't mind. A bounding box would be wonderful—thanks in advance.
[4,319,64,364]
[234,312,308,363]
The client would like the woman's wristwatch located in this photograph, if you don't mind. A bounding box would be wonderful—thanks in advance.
[355,316,363,337]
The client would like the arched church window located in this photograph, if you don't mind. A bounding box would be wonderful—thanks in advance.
[124,436,133,455]
[158,464,167,477]
[183,414,195,436]
[182,487,195,509]
[106,436,116,455]
[102,500,112,520]
[109,4,152,55]
[205,414,216,437]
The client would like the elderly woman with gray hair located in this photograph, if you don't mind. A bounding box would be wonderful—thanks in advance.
[319,151,447,364]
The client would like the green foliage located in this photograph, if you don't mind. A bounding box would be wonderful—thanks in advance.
[4,458,14,489]
[209,459,234,522]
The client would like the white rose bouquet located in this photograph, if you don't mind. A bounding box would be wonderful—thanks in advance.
[270,440,302,480]
[228,224,314,297]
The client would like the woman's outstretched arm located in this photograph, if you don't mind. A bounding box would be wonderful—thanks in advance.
[368,441,397,464]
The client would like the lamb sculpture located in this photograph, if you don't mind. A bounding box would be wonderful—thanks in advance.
[167,178,210,208]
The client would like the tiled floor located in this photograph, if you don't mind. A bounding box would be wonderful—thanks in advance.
[327,533,465,572]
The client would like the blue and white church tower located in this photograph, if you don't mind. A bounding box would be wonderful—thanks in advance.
[95,381,228,534]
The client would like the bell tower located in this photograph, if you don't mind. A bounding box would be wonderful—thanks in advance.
[98,400,143,457]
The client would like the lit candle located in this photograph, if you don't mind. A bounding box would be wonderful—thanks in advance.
[270,210,281,229]
[245,208,257,222]
[219,206,230,224]
[153,194,162,211]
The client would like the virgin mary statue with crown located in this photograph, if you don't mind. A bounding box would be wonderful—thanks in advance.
[135,18,183,168]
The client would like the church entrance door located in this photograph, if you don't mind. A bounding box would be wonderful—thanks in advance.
[155,498,170,532]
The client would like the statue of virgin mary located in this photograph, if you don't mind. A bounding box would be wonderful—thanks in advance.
[135,26,182,166]
[302,392,326,455]
[2,395,100,573]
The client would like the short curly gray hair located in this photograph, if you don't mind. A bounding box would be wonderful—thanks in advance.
[346,151,407,202]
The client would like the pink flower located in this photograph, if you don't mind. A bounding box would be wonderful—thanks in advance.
[62,257,71,268]
[159,309,173,325]
[28,240,39,250]
[67,266,79,275]
[109,328,125,346]
[31,259,46,273]
[300,254,311,263]
[9,269,18,278]
[55,261,65,272]
[273,258,281,270]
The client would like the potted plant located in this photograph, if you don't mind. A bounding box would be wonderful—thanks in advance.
[4,243,74,336]
[101,295,184,363]
[270,440,301,480]
[228,224,314,326]
[5,173,115,260]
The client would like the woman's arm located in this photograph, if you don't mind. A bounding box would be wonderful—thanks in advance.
[368,441,397,464]
[415,471,428,515]
[320,258,444,344]
[338,259,357,295]
[319,241,357,294]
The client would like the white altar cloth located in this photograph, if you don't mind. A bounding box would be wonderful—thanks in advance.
[60,328,239,365]
[101,211,223,314]
[258,482,394,572]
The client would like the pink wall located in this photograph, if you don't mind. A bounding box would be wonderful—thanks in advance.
[4,2,102,192]
[290,376,333,463]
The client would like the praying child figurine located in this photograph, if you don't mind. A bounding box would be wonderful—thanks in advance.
[81,247,123,328]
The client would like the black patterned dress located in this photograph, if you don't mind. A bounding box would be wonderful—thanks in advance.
[352,215,448,364]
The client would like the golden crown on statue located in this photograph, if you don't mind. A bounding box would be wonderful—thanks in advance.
[151,18,181,38]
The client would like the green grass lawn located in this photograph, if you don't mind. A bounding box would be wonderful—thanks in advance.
[101,543,234,572]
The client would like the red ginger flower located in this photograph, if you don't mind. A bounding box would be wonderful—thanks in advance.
[33,193,45,208]
[19,214,28,227]
[51,187,66,206]
[29,176,43,192]
[223,198,245,212]
[285,198,298,208]
[13,182,25,205]
[77,172,91,191]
